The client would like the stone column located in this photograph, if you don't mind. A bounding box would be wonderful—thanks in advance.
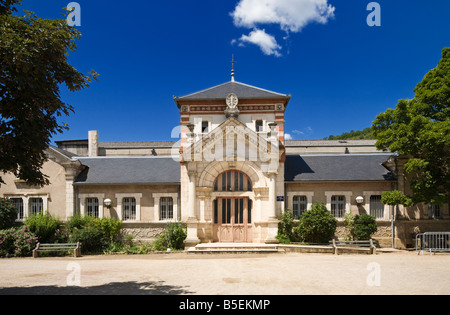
[65,175,75,220]
[184,173,200,248]
[265,172,279,244]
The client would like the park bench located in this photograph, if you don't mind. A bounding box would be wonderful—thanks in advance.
[331,239,377,255]
[33,242,81,258]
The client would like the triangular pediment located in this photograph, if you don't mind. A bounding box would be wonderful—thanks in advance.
[182,117,281,165]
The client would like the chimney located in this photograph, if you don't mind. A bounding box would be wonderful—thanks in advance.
[88,130,99,157]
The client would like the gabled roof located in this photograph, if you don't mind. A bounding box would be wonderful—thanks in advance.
[74,157,180,185]
[285,154,396,182]
[174,81,291,103]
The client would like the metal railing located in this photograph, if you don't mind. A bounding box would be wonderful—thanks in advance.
[416,232,450,255]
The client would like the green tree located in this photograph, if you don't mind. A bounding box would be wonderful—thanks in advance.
[0,0,98,185]
[373,48,450,205]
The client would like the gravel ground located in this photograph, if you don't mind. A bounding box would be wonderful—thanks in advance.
[0,251,449,295]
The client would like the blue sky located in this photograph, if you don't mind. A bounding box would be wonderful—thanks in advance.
[18,0,450,143]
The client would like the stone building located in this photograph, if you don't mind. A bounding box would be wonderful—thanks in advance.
[1,76,448,249]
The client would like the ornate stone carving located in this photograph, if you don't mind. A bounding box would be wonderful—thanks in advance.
[225,93,240,118]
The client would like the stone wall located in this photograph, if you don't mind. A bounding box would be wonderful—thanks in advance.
[120,222,168,243]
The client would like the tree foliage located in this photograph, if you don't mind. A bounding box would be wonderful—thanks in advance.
[323,127,375,140]
[0,1,98,185]
[373,48,450,205]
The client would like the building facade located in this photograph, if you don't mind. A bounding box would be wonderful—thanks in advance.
[1,78,449,249]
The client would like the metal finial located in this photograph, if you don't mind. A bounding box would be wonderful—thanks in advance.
[231,54,235,82]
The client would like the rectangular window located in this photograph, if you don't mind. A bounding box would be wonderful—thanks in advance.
[370,195,384,219]
[123,197,136,221]
[11,198,24,220]
[293,196,307,219]
[331,195,346,218]
[248,199,252,224]
[160,197,173,221]
[255,120,263,132]
[222,199,227,224]
[429,204,441,220]
[86,198,99,218]
[214,199,218,224]
[202,121,209,133]
[29,198,43,216]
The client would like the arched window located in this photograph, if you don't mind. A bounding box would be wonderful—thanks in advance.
[213,170,252,192]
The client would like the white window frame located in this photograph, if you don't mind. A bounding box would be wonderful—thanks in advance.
[4,194,49,219]
[325,191,352,220]
[8,197,24,221]
[152,193,178,222]
[363,191,390,221]
[115,193,142,222]
[79,194,105,218]
[286,192,314,219]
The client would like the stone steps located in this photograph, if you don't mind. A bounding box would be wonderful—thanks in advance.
[187,243,285,255]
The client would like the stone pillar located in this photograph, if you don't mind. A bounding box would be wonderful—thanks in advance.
[265,172,279,244]
[65,175,75,220]
[184,173,200,248]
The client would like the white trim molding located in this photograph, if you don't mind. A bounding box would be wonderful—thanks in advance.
[115,193,143,222]
[363,191,390,221]
[152,193,179,222]
[4,193,49,219]
[325,191,352,220]
[286,191,315,212]
[79,193,105,218]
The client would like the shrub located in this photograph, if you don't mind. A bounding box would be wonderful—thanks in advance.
[0,198,18,230]
[69,224,105,253]
[294,202,337,244]
[66,215,123,253]
[153,222,186,251]
[12,226,38,257]
[0,226,38,258]
[277,209,296,243]
[353,214,378,240]
[93,217,122,243]
[25,212,64,243]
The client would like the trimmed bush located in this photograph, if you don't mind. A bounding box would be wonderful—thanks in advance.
[353,214,378,240]
[294,202,337,244]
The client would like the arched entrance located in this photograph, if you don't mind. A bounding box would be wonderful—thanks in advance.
[212,170,253,243]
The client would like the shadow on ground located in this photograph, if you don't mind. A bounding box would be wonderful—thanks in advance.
[0,281,193,295]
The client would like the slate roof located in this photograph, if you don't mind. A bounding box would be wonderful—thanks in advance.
[74,157,180,185]
[284,154,396,182]
[174,81,291,102]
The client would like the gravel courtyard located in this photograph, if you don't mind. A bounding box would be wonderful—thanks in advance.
[0,251,449,295]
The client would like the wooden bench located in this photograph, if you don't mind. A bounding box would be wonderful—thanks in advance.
[331,239,377,255]
[33,242,81,258]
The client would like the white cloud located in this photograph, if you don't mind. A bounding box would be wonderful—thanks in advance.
[230,0,335,56]
[284,133,293,140]
[236,28,282,57]
[231,0,335,33]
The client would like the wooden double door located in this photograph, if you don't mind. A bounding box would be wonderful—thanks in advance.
[213,198,253,243]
